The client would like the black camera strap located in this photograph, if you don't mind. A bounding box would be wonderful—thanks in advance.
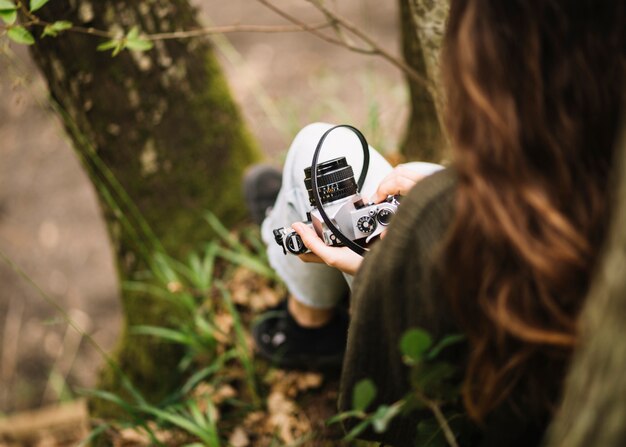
[311,124,370,257]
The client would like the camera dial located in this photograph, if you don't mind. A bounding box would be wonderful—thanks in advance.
[356,215,376,234]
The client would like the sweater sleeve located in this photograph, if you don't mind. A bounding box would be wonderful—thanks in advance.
[339,168,459,445]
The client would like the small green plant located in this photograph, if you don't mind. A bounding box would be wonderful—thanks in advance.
[328,328,471,447]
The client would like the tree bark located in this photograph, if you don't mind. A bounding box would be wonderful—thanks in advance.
[398,0,448,162]
[546,113,626,446]
[29,0,259,416]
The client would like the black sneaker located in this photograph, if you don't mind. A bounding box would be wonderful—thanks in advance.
[252,301,349,371]
[242,164,282,225]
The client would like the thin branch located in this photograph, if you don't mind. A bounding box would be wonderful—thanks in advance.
[305,0,433,91]
[2,20,333,40]
[64,22,331,40]
[314,2,360,49]
[420,395,460,447]
[47,24,112,38]
[255,0,376,55]
[146,21,331,41]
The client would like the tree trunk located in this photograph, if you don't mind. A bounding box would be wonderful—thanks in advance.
[29,0,259,416]
[398,0,448,162]
[546,113,626,446]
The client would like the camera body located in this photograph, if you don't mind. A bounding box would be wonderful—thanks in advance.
[273,157,399,255]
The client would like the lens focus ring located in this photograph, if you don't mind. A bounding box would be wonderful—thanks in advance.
[304,157,358,206]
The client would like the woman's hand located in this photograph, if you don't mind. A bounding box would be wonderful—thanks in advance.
[291,222,363,276]
[369,165,426,204]
[291,165,431,274]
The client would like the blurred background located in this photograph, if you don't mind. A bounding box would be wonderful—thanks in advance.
[0,0,406,417]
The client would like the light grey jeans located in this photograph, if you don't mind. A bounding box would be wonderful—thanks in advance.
[261,123,443,309]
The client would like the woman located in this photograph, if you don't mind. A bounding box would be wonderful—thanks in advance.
[290,0,625,445]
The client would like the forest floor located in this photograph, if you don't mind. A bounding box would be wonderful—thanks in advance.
[0,259,354,446]
[0,0,405,445]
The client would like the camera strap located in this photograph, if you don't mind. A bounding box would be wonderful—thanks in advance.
[311,124,370,257]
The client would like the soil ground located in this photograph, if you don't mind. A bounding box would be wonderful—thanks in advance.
[0,0,406,443]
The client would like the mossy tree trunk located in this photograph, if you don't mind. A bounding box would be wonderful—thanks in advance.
[29,0,259,416]
[398,0,449,162]
[546,114,626,446]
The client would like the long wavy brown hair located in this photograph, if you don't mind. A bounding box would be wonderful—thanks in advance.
[441,0,625,421]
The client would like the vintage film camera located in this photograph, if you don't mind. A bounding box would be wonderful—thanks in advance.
[273,155,399,256]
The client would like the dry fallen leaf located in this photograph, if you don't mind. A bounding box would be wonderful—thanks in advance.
[112,423,172,447]
[214,311,234,343]
[228,267,283,311]
[265,370,324,398]
[213,384,237,404]
[228,426,250,447]
[166,281,183,293]
[267,391,312,444]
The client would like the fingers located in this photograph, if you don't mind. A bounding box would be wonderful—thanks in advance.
[291,222,363,275]
[371,166,426,203]
[292,223,335,261]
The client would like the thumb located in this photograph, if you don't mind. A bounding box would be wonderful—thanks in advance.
[292,223,329,255]
[369,189,387,205]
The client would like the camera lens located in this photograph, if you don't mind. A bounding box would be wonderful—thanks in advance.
[304,157,358,206]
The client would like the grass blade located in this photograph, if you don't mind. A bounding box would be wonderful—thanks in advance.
[131,325,197,346]
[216,247,277,280]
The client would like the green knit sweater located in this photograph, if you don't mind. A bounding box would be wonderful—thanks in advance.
[339,169,549,446]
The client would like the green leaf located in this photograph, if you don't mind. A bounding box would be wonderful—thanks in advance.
[400,328,433,364]
[216,246,277,279]
[29,0,49,12]
[8,26,35,45]
[80,388,137,415]
[352,378,377,412]
[180,364,219,395]
[126,37,153,52]
[343,418,372,442]
[41,20,72,37]
[96,39,118,51]
[124,26,153,52]
[152,252,181,284]
[111,42,125,56]
[126,25,139,40]
[137,404,215,444]
[371,403,403,433]
[97,38,125,56]
[0,0,16,11]
[427,334,465,360]
[205,211,250,253]
[326,410,365,425]
[0,9,16,25]
[131,325,195,346]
